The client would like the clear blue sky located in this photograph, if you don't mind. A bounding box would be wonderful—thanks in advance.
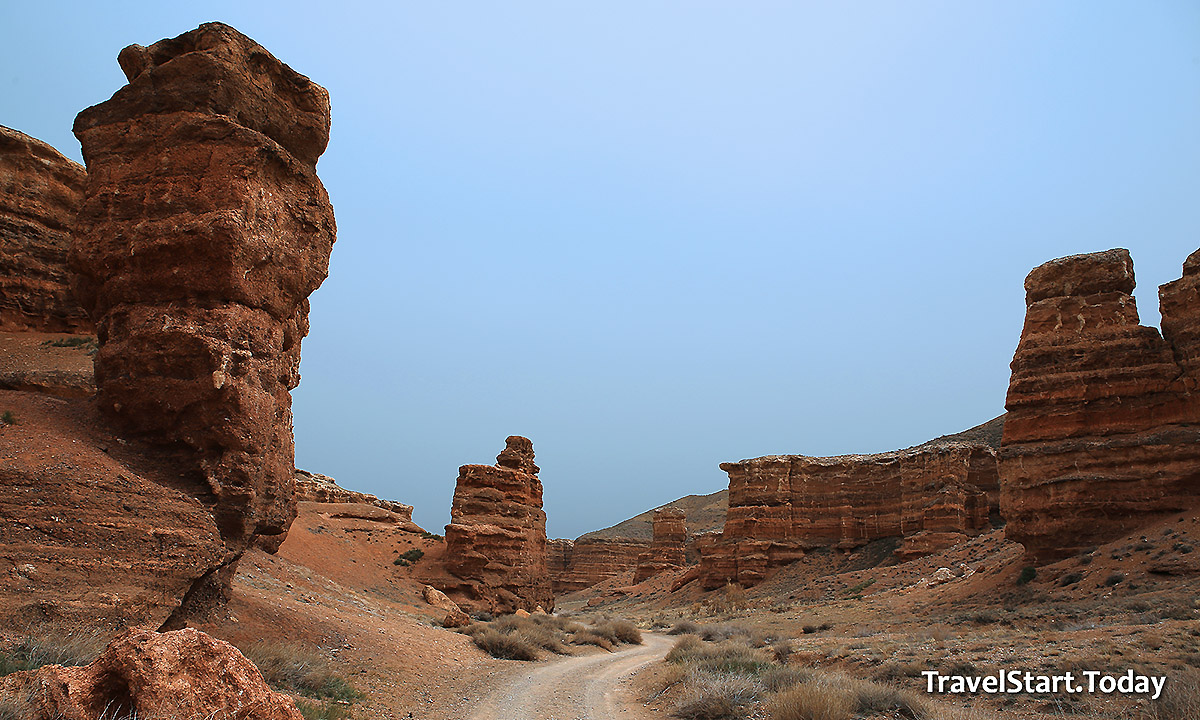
[3,2,1198,538]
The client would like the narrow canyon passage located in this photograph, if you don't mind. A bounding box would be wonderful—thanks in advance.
[464,633,673,720]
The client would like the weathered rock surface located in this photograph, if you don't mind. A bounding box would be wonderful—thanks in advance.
[422,585,469,628]
[547,537,648,594]
[294,469,421,530]
[633,508,688,583]
[1000,248,1200,563]
[436,437,553,614]
[699,433,999,588]
[0,628,302,720]
[0,126,90,333]
[0,391,229,628]
[68,21,335,597]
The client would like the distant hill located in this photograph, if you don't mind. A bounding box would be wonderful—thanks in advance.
[576,490,728,542]
[910,413,1005,450]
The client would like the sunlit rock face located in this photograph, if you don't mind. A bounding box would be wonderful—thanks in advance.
[633,508,688,583]
[548,538,648,594]
[439,436,554,613]
[1000,248,1200,564]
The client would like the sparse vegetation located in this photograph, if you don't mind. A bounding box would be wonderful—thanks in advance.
[0,411,15,426]
[461,612,641,660]
[420,531,444,541]
[0,624,108,676]
[1016,566,1037,585]
[240,641,361,702]
[393,548,425,566]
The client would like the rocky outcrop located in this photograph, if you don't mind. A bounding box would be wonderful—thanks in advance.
[633,508,688,583]
[294,469,418,525]
[0,126,90,332]
[0,628,302,720]
[547,537,648,594]
[699,438,999,588]
[1000,248,1200,563]
[68,20,335,592]
[437,437,553,613]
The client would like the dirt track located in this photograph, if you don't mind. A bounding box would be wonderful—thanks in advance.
[465,633,672,720]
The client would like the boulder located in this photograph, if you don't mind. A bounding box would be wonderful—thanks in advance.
[0,628,302,720]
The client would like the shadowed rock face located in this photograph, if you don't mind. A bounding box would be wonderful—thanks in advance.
[69,22,335,564]
[439,436,553,613]
[1000,248,1200,563]
[0,126,90,332]
[633,508,688,583]
[699,441,999,588]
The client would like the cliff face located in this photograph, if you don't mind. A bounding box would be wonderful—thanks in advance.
[548,538,648,594]
[0,126,90,332]
[699,439,999,588]
[1000,248,1200,563]
[439,437,553,613]
[293,469,417,523]
[633,508,688,583]
[0,23,333,628]
[70,22,335,564]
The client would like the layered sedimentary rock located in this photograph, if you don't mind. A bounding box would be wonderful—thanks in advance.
[1000,248,1200,563]
[69,22,335,572]
[0,126,90,332]
[438,437,553,613]
[0,628,302,720]
[547,537,648,594]
[633,508,688,583]
[294,469,417,522]
[699,439,999,588]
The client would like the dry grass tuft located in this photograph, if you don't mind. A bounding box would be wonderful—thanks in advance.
[1155,667,1200,720]
[470,629,539,661]
[0,624,109,676]
[673,669,763,720]
[240,641,360,701]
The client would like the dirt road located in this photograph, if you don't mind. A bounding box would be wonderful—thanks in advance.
[465,633,673,720]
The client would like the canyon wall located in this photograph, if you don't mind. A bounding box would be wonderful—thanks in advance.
[699,440,999,588]
[0,126,90,332]
[547,538,647,594]
[293,469,417,522]
[438,437,553,613]
[633,508,688,583]
[1000,248,1200,563]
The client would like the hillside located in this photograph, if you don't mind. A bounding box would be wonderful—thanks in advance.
[576,489,728,542]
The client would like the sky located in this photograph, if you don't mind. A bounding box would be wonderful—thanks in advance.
[2,2,1198,539]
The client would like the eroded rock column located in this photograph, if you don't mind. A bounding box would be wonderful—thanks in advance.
[69,23,336,555]
[633,508,688,583]
[440,436,553,613]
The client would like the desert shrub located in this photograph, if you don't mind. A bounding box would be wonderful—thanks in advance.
[471,629,538,660]
[0,411,14,426]
[669,620,700,635]
[419,531,443,541]
[761,665,812,693]
[568,630,613,650]
[1155,667,1200,720]
[0,625,108,676]
[766,672,926,720]
[770,639,794,665]
[699,624,752,642]
[295,698,352,720]
[1016,566,1037,586]
[241,642,360,701]
[594,619,642,645]
[513,623,568,654]
[1059,572,1083,586]
[1106,572,1126,586]
[399,548,424,563]
[766,680,854,720]
[705,583,751,614]
[673,668,763,720]
[667,636,707,663]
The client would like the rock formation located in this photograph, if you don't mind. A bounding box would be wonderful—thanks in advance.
[68,22,335,587]
[699,437,999,588]
[633,508,688,583]
[0,126,90,332]
[1000,248,1200,563]
[294,469,418,523]
[547,537,648,594]
[437,437,553,614]
[0,628,302,720]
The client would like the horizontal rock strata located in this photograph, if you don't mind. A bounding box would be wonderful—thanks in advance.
[1000,248,1200,563]
[547,537,648,594]
[293,469,418,526]
[633,508,688,583]
[438,436,553,613]
[699,440,999,588]
[0,126,90,332]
